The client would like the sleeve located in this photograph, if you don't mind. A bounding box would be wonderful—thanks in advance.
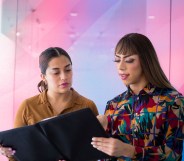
[14,100,29,128]
[8,157,16,161]
[104,101,113,136]
[134,95,184,161]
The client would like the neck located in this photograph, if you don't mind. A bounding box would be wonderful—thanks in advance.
[130,78,148,95]
[47,90,72,102]
[47,89,73,109]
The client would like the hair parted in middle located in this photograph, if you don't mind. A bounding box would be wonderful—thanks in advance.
[37,47,72,92]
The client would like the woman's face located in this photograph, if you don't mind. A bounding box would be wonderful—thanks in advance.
[114,53,147,90]
[42,55,73,94]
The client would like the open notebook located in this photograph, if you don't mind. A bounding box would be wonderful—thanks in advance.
[0,108,111,161]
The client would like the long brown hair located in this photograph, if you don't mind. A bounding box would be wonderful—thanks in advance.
[37,47,72,92]
[115,33,174,89]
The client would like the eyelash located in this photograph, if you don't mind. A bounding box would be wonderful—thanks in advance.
[113,59,120,62]
[66,69,72,72]
[126,59,134,63]
[113,59,135,63]
[53,72,59,75]
[53,69,72,75]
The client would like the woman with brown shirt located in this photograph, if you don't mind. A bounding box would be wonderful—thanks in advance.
[0,47,98,161]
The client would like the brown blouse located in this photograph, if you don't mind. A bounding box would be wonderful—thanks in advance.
[9,88,98,161]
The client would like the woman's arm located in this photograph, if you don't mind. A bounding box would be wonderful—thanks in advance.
[91,137,135,158]
[133,96,184,160]
[96,115,108,130]
[92,96,184,160]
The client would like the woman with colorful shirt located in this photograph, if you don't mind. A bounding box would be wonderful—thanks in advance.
[92,33,184,161]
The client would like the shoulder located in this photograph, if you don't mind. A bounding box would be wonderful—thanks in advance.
[157,88,184,113]
[18,92,45,113]
[158,88,184,102]
[72,89,99,115]
[106,91,127,104]
[20,93,43,107]
[104,91,127,113]
[73,89,92,103]
[14,92,44,127]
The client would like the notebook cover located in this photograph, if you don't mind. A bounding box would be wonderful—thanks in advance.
[0,108,111,161]
[39,108,110,161]
[0,125,63,161]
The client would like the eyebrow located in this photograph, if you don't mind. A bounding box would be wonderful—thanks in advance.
[50,64,72,70]
[115,54,132,59]
[65,64,72,68]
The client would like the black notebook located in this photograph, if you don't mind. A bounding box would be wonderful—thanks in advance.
[0,108,111,161]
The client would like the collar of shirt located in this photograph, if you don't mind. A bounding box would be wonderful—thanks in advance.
[37,88,82,108]
[125,83,156,99]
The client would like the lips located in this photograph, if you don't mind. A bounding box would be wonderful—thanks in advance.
[119,74,129,80]
[59,83,69,88]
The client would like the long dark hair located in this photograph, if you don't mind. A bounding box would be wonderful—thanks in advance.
[115,33,174,89]
[37,47,72,92]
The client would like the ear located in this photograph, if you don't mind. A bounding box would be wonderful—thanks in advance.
[40,73,46,81]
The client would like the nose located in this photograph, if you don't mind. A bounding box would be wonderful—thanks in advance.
[118,60,126,70]
[59,72,67,80]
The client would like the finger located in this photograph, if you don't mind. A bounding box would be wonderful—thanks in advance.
[92,138,114,149]
[0,148,15,157]
[92,140,112,148]
[91,140,103,146]
[96,145,115,156]
[92,142,114,156]
[92,137,109,142]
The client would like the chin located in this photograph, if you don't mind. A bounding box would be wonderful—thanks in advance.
[123,81,130,86]
[59,88,70,94]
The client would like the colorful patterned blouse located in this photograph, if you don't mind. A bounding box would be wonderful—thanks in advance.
[104,84,184,161]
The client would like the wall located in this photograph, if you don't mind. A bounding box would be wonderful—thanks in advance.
[0,0,184,160]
